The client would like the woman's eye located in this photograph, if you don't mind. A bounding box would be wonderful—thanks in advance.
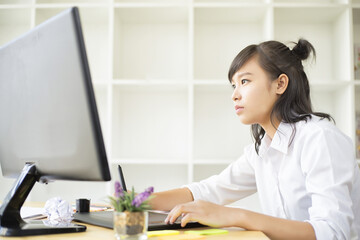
[241,79,249,85]
[231,84,236,89]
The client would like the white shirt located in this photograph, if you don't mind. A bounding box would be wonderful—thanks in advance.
[186,116,360,240]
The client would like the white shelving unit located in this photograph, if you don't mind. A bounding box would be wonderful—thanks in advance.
[0,0,359,212]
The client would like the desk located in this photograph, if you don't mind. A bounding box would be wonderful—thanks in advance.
[0,202,269,240]
[0,224,269,240]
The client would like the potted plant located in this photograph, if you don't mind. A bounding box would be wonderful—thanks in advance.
[109,181,154,240]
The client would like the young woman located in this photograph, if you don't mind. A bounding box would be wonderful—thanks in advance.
[150,39,360,240]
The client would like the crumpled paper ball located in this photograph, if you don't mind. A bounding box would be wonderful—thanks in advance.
[43,197,73,227]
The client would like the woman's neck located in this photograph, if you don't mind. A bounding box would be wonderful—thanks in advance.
[261,117,281,140]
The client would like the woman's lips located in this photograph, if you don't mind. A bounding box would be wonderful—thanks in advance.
[235,105,244,114]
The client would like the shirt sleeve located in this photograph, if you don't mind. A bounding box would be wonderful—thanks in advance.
[301,126,357,240]
[184,145,257,205]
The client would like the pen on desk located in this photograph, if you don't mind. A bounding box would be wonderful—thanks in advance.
[118,165,127,192]
[23,214,47,220]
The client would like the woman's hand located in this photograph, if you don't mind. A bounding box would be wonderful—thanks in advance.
[164,200,316,240]
[164,200,233,228]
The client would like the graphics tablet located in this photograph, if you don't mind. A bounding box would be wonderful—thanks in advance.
[74,165,205,230]
[74,210,203,230]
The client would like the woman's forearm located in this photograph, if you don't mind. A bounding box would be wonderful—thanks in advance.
[150,188,194,211]
[230,208,316,240]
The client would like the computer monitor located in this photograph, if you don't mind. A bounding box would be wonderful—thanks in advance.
[0,7,111,236]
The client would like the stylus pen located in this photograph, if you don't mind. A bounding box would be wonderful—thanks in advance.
[118,165,127,192]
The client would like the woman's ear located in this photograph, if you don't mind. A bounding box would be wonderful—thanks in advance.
[276,74,289,95]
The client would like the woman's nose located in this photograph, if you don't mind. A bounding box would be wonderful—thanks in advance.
[232,88,241,102]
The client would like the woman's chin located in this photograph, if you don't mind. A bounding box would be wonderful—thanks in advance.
[238,116,253,125]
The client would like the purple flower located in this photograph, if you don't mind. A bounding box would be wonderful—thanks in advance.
[145,187,154,194]
[132,187,154,208]
[114,181,124,198]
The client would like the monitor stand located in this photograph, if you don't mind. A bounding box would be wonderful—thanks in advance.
[0,163,86,236]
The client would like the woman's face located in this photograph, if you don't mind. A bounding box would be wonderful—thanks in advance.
[231,56,279,127]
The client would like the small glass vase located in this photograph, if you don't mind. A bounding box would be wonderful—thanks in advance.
[114,211,148,240]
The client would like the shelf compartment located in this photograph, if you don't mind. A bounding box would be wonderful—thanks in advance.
[194,6,270,80]
[36,0,104,3]
[111,158,188,165]
[194,79,229,85]
[194,0,266,4]
[310,81,349,91]
[111,85,189,160]
[114,0,187,4]
[353,8,360,80]
[193,158,234,164]
[356,86,360,159]
[311,85,353,137]
[0,0,31,4]
[355,85,360,119]
[78,7,109,82]
[35,7,110,81]
[113,7,189,80]
[93,84,109,146]
[273,0,348,4]
[116,164,188,192]
[0,8,31,46]
[193,163,228,182]
[274,6,351,83]
[193,85,252,159]
[113,79,189,86]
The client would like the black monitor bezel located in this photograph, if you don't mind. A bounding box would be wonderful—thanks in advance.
[72,7,110,181]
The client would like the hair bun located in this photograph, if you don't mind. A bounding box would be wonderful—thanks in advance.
[291,38,316,61]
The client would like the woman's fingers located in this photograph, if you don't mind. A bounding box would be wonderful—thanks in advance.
[164,204,181,224]
[180,212,196,227]
[164,201,197,225]
[165,200,221,227]
[184,200,232,227]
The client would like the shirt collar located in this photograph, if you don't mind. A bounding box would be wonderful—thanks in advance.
[259,121,294,156]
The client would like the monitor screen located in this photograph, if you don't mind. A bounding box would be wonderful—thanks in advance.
[0,7,111,236]
[0,7,110,182]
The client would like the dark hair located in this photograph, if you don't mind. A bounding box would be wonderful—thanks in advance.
[228,39,333,154]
